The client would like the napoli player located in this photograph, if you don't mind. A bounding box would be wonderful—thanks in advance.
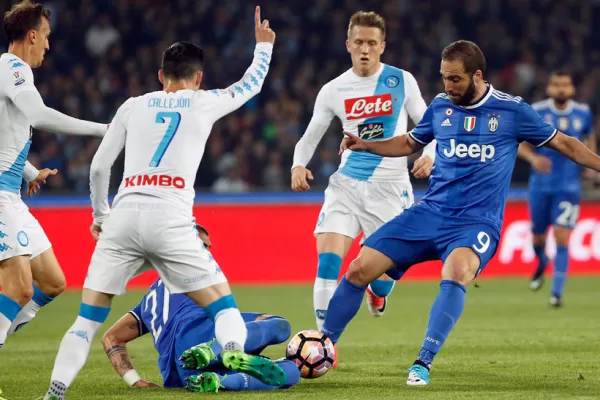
[518,71,595,307]
[43,8,283,400]
[317,40,600,385]
[101,225,300,392]
[291,11,437,332]
[0,1,108,349]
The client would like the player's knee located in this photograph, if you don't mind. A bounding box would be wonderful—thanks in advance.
[532,234,546,248]
[346,258,371,286]
[442,263,476,285]
[553,228,570,247]
[316,253,343,280]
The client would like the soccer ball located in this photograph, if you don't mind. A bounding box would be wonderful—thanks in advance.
[285,330,335,379]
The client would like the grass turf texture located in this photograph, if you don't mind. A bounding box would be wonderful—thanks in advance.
[1,277,599,399]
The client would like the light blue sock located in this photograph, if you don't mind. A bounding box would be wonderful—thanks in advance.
[321,276,366,343]
[552,246,569,297]
[369,279,395,297]
[417,280,466,369]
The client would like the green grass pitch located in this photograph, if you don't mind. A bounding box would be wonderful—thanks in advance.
[1,277,599,399]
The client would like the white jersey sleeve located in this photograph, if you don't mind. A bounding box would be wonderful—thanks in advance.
[197,42,273,125]
[403,71,436,160]
[90,98,132,225]
[0,60,37,101]
[23,160,39,182]
[292,82,335,169]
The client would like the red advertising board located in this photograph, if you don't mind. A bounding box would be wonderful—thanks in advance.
[29,201,600,287]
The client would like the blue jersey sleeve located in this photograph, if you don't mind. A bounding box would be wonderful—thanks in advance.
[129,299,149,336]
[409,102,435,145]
[516,101,557,147]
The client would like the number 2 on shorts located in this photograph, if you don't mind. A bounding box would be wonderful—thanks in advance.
[149,111,182,167]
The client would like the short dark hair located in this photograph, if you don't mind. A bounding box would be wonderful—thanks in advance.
[348,11,386,40]
[550,70,573,80]
[161,41,204,80]
[195,224,209,236]
[441,40,486,75]
[4,0,51,43]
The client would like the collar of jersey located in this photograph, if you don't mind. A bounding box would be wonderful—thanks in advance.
[547,99,573,115]
[459,83,494,109]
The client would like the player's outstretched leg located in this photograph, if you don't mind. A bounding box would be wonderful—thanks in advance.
[408,248,481,386]
[366,275,395,317]
[186,288,287,387]
[529,235,549,291]
[186,360,300,392]
[43,290,112,400]
[321,246,394,343]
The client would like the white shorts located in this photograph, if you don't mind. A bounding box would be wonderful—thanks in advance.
[84,200,227,296]
[314,172,414,241]
[0,191,51,262]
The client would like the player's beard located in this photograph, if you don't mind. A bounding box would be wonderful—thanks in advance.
[553,95,569,106]
[449,78,477,106]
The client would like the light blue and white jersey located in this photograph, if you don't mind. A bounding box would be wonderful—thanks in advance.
[293,63,432,183]
[0,53,37,193]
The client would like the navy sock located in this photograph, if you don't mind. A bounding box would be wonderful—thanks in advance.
[534,245,548,269]
[369,279,395,297]
[552,246,569,297]
[220,360,300,390]
[321,276,366,343]
[416,280,466,369]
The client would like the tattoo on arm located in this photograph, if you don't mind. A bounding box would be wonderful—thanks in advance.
[105,345,135,377]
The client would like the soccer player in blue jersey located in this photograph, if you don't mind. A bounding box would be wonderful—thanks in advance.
[517,71,595,307]
[101,224,300,392]
[317,40,600,386]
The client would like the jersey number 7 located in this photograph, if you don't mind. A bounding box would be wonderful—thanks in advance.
[149,111,182,167]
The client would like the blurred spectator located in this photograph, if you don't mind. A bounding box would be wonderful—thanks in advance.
[0,0,597,195]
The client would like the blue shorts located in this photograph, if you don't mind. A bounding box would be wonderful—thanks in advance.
[529,191,580,234]
[173,312,277,387]
[363,203,500,279]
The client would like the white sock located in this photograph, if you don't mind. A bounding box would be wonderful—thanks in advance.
[214,308,247,351]
[0,313,11,346]
[45,316,103,398]
[8,299,42,336]
[313,278,338,331]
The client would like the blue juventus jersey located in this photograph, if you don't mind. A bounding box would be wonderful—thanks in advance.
[529,99,593,194]
[130,279,208,386]
[410,85,557,233]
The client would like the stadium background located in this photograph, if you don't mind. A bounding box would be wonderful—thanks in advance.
[4,0,600,285]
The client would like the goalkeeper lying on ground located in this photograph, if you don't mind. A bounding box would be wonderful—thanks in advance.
[101,224,300,392]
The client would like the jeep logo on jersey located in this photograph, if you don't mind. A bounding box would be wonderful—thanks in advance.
[358,122,384,140]
[124,174,185,189]
[443,138,495,162]
[344,94,393,120]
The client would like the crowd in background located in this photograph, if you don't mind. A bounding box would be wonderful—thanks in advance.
[3,0,600,194]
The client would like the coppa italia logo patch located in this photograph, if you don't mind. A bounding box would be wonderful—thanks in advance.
[344,94,393,120]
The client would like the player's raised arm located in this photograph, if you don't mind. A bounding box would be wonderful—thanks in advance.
[291,83,335,191]
[201,6,275,122]
[89,99,132,228]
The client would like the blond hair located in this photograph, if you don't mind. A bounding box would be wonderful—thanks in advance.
[347,11,386,40]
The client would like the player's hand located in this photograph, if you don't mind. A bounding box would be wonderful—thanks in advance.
[411,155,433,179]
[90,224,102,241]
[340,131,369,155]
[531,155,552,174]
[132,379,161,388]
[291,166,313,192]
[28,168,58,197]
[255,6,275,44]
